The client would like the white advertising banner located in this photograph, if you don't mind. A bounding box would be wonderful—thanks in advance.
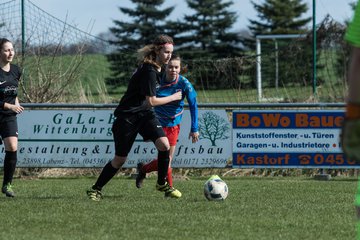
[232,110,359,169]
[0,109,232,168]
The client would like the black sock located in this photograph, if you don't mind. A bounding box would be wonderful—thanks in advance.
[157,150,170,185]
[93,162,119,190]
[3,151,17,186]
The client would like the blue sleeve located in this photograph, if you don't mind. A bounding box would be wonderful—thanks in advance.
[183,77,198,132]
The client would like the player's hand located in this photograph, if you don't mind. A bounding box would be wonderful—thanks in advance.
[189,132,199,143]
[5,103,24,114]
[341,119,360,162]
[12,104,24,114]
[172,90,182,101]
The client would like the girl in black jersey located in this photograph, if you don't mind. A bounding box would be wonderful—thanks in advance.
[87,35,182,201]
[0,38,24,197]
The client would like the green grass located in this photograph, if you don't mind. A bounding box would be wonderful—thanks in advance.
[0,176,357,240]
[18,52,347,103]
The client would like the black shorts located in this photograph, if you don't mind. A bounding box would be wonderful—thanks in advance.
[112,111,165,157]
[0,115,18,138]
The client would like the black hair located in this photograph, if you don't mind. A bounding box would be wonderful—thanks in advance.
[170,53,180,61]
[0,38,11,49]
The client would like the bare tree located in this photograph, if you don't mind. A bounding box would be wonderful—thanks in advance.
[199,111,230,146]
[19,44,85,103]
[15,21,88,103]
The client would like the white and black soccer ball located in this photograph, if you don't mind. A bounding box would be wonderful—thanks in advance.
[204,175,228,201]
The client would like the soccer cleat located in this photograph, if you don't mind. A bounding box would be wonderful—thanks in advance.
[164,188,182,198]
[2,183,15,197]
[86,187,103,201]
[156,182,182,198]
[136,162,146,188]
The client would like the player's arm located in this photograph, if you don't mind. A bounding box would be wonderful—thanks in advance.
[184,79,199,143]
[145,69,182,107]
[188,101,199,143]
[3,98,24,114]
[342,47,360,162]
[146,92,182,107]
[342,1,360,163]
[15,97,22,106]
[348,47,360,103]
[3,102,24,113]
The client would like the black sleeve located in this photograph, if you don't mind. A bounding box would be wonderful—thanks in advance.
[12,64,21,81]
[143,69,158,97]
[18,66,22,81]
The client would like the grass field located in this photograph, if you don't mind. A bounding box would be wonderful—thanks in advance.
[0,176,357,240]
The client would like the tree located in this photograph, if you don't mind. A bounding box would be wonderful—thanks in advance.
[19,31,87,103]
[107,0,174,87]
[178,0,242,58]
[199,111,229,146]
[249,0,311,35]
[173,0,243,90]
[246,0,314,89]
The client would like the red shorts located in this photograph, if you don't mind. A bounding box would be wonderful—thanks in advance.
[163,125,180,146]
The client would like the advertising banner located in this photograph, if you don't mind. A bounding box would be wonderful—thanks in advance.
[0,109,232,168]
[232,110,359,168]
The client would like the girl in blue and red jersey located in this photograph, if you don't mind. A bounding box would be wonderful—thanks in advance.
[136,54,199,197]
[0,38,24,197]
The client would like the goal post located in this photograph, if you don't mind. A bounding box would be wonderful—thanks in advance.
[256,34,307,102]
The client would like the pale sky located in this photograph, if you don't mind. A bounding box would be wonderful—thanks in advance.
[25,0,355,36]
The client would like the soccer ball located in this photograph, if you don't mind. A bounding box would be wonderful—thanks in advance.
[204,175,228,201]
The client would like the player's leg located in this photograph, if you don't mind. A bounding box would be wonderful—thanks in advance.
[135,127,162,188]
[2,137,17,197]
[139,114,181,198]
[166,146,176,187]
[153,137,181,198]
[138,114,169,187]
[136,126,179,188]
[1,116,19,197]
[139,159,158,177]
[87,155,127,201]
[164,125,180,188]
[154,136,170,185]
[135,159,155,188]
[87,115,138,201]
[136,159,174,187]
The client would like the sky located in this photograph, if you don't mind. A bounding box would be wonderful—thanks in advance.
[25,0,356,36]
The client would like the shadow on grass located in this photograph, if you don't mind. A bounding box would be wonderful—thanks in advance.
[303,177,358,182]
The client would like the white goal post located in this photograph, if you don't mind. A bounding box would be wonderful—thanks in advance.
[256,34,306,101]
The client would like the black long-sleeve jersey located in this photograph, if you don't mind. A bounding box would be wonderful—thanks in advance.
[0,64,21,116]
